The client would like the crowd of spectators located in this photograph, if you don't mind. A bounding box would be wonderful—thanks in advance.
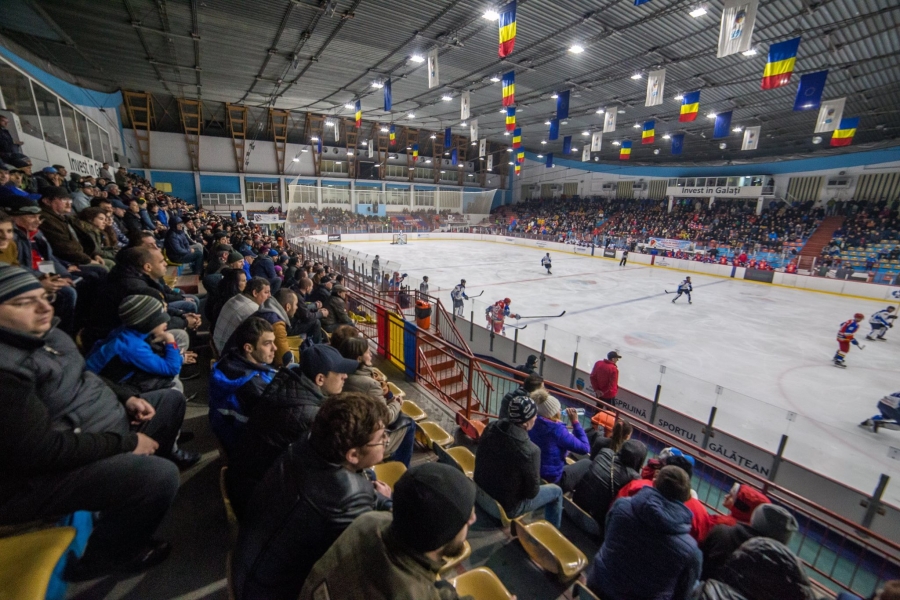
[819,199,900,274]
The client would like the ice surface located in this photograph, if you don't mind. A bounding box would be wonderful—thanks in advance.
[338,238,900,505]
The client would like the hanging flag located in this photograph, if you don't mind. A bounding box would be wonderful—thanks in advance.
[590,132,602,152]
[582,146,591,161]
[634,0,652,4]
[762,37,801,90]
[506,107,516,132]
[499,1,517,58]
[645,69,666,107]
[793,70,828,111]
[517,150,524,164]
[556,91,570,120]
[354,100,362,128]
[515,164,521,176]
[545,153,554,168]
[718,0,760,58]
[367,141,374,158]
[642,120,655,144]
[486,154,493,171]
[814,98,845,133]
[671,133,684,155]
[317,138,323,154]
[411,144,419,164]
[461,91,471,120]
[713,111,733,138]
[501,71,515,106]
[512,128,522,149]
[389,124,396,145]
[469,118,478,141]
[562,136,572,154]
[332,118,340,143]
[384,79,392,112]
[549,118,560,140]
[603,110,617,133]
[451,148,458,166]
[741,126,761,150]
[479,138,487,157]
[679,91,700,122]
[830,117,859,147]
[427,49,439,89]
[444,127,452,148]
[619,141,632,160]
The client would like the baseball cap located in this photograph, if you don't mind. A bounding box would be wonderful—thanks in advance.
[608,351,622,359]
[300,344,359,380]
[42,166,58,174]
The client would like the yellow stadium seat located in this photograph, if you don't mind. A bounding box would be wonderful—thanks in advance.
[437,540,471,578]
[450,567,513,600]
[371,367,387,382]
[435,445,475,478]
[372,461,407,491]
[400,399,427,422]
[0,527,75,600]
[162,250,183,267]
[476,488,514,529]
[386,381,405,399]
[415,421,454,450]
[563,496,602,537]
[513,520,588,583]
[285,336,302,350]
[574,581,603,600]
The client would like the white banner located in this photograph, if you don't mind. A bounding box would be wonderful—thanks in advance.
[479,138,487,157]
[367,141,374,158]
[469,118,478,141]
[461,91,470,120]
[645,69,666,107]
[603,110,617,133]
[741,126,760,150]
[667,185,763,198]
[718,0,759,58]
[582,146,591,161]
[815,98,845,133]
[486,154,493,172]
[591,131,603,152]
[253,214,281,223]
[427,49,439,89]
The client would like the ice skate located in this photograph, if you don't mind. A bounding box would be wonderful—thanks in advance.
[858,418,874,431]
[833,359,846,368]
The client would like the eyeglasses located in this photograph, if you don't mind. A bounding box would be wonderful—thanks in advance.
[4,293,56,309]
[364,431,390,448]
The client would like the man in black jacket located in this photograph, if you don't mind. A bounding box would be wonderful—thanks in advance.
[572,439,648,533]
[474,395,564,527]
[232,392,392,600]
[498,372,544,419]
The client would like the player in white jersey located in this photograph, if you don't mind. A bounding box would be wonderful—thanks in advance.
[866,306,896,341]
[671,277,693,304]
[541,253,552,275]
[859,391,900,433]
[450,279,468,316]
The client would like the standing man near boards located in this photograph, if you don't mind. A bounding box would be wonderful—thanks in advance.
[590,351,621,407]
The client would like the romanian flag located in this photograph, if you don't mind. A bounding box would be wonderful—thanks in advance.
[354,100,361,128]
[762,37,801,90]
[506,107,516,132]
[502,71,515,106]
[512,128,521,149]
[642,120,655,144]
[517,150,524,164]
[830,117,859,147]
[498,1,517,58]
[679,91,700,122]
[515,164,521,176]
[412,144,419,163]
[389,124,396,145]
[619,141,632,160]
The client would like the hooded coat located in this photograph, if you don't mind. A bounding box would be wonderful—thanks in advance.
[715,538,818,600]
[572,440,647,532]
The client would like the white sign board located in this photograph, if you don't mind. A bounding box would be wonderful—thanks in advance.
[666,185,764,198]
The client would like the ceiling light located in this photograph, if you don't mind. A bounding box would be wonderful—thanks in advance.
[409,167,415,170]
[292,157,300,162]
[430,134,436,139]
[301,147,308,152]
[706,112,717,119]
[544,120,552,125]
[440,170,446,174]
[618,109,626,114]
[335,161,342,164]
[410,54,425,63]
[380,127,389,133]
[444,152,449,156]
[662,134,671,140]
[483,9,499,20]
[569,44,585,54]
[311,136,319,141]
[633,123,641,128]
[406,146,412,150]
[344,102,355,109]
[612,141,621,146]
[490,74,501,83]
[407,112,415,118]
[812,136,822,144]
[732,126,743,132]
[689,7,707,18]
[582,131,590,136]
[425,159,432,163]
[504,131,510,136]
[347,150,354,155]
[596,108,605,114]
[741,48,758,57]
[803,103,813,109]
[389,154,397,159]
[324,120,334,127]
[460,121,467,126]
[468,173,474,176]
[537,154,544,158]
[372,80,384,89]
[551,92,559,99]
[561,120,568,125]
[442,94,453,101]
[718,143,726,149]
[501,108,508,113]
[507,148,513,152]
[361,140,368,146]
[631,73,642,80]
[654,149,660,155]
[571,147,578,153]
[674,94,684,100]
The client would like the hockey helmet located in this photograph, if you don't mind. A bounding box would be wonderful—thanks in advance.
[504,297,511,304]
[854,313,865,320]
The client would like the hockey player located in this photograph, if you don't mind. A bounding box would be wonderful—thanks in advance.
[859,391,900,433]
[671,277,693,304]
[450,279,468,316]
[834,313,865,368]
[486,298,520,335]
[541,253,552,275]
[866,306,897,341]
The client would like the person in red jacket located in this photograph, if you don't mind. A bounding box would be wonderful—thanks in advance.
[590,351,621,407]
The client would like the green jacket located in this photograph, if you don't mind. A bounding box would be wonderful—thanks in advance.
[299,511,472,600]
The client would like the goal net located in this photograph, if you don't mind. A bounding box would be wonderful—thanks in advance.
[392,233,408,245]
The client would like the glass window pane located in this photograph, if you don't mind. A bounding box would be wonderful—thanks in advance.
[59,101,81,154]
[32,84,65,147]
[685,178,695,187]
[716,177,727,186]
[0,62,41,138]
[88,121,102,161]
[727,177,739,186]
[75,112,91,159]
[101,130,112,163]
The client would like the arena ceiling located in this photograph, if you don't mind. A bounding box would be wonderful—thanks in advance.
[2,0,900,165]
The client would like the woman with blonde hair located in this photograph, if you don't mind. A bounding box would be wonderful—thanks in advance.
[529,388,590,491]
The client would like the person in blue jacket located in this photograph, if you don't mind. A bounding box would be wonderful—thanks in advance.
[587,466,702,600]
[249,246,282,295]
[86,295,184,393]
[528,389,590,491]
[163,216,204,275]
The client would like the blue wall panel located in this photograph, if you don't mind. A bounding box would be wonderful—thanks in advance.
[150,171,197,205]
[199,175,240,194]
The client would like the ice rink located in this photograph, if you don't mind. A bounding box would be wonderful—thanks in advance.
[338,238,900,505]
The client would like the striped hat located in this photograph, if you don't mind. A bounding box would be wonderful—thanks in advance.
[0,266,43,304]
[118,295,170,333]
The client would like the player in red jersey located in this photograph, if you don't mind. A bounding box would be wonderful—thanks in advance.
[834,313,865,368]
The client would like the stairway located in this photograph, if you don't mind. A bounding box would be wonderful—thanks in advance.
[800,216,845,259]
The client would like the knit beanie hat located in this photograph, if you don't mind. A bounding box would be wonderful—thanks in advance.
[0,266,43,304]
[391,462,475,553]
[227,250,244,263]
[750,504,798,544]
[535,391,561,419]
[118,295,170,334]
[507,395,537,424]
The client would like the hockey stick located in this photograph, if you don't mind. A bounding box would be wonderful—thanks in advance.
[857,343,866,350]
[468,291,484,299]
[516,311,567,319]
[505,322,528,330]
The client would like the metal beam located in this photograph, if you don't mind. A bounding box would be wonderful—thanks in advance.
[270,109,291,175]
[123,91,153,168]
[131,23,200,42]
[303,113,326,177]
[177,98,202,171]
[226,103,249,173]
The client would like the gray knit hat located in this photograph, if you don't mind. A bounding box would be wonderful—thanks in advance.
[0,266,43,304]
[750,503,799,544]
[118,295,170,333]
[507,395,537,424]
[535,392,562,419]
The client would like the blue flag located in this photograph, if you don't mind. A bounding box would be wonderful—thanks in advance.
[634,0,651,4]
[793,70,828,111]
[545,153,554,168]
[556,91,570,120]
[451,148,458,166]
[671,133,684,155]
[384,79,392,112]
[562,135,572,154]
[445,128,452,148]
[549,119,560,141]
[317,138,323,154]
[713,111,733,139]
